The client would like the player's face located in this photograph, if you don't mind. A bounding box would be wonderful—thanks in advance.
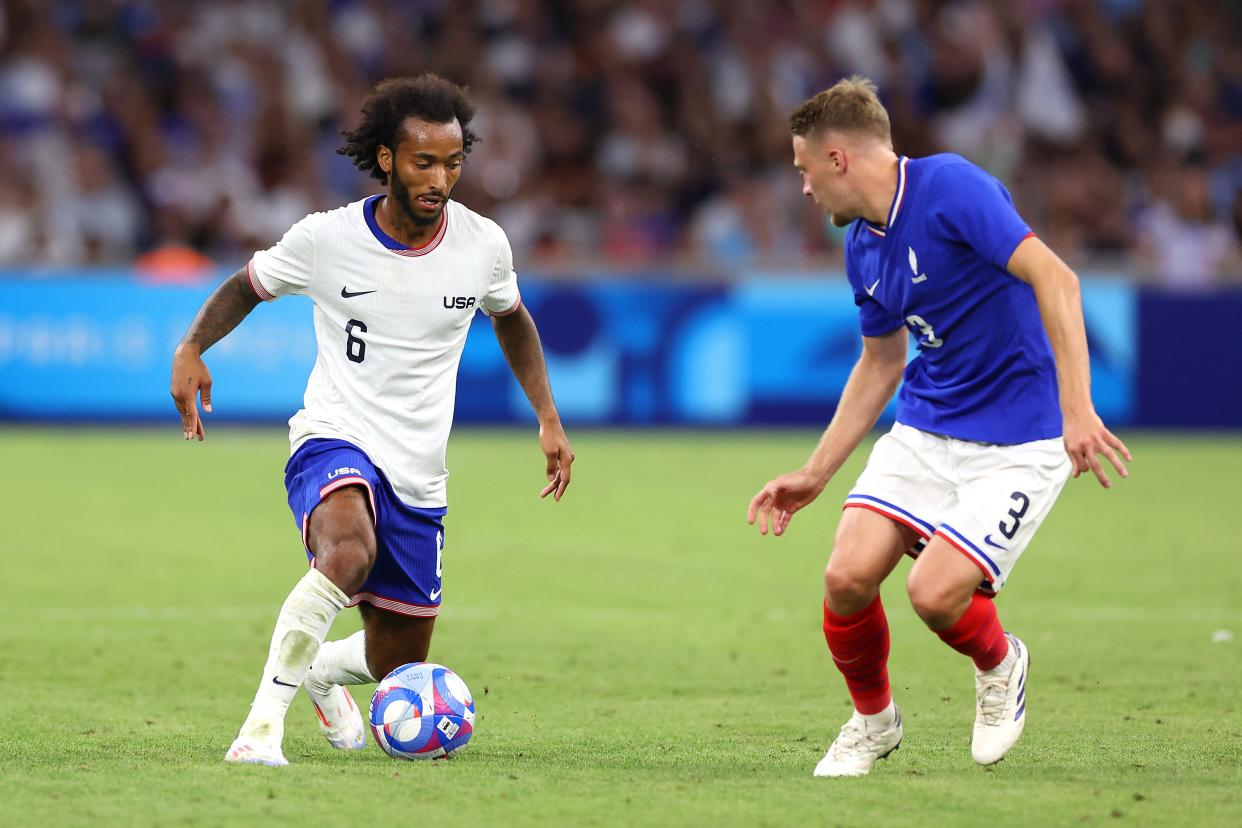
[792,134,857,227]
[384,117,465,227]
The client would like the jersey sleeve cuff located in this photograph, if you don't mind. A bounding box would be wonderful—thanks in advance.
[246,258,276,302]
[861,319,906,338]
[486,292,522,317]
[994,229,1036,272]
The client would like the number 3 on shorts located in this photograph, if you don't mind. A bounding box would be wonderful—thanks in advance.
[998,491,1030,540]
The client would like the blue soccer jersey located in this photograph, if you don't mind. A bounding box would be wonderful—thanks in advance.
[844,154,1060,445]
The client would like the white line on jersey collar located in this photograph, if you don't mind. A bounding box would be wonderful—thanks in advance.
[886,156,909,229]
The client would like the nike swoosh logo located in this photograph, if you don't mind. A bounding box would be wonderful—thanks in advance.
[271,676,297,688]
[428,588,442,601]
[983,534,1008,551]
[865,280,880,296]
[341,287,377,298]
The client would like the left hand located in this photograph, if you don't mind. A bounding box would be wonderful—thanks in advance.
[538,420,574,501]
[1063,409,1131,488]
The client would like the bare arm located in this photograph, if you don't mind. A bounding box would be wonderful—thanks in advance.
[748,327,907,536]
[491,305,574,501]
[170,268,263,441]
[802,328,908,483]
[1007,236,1131,486]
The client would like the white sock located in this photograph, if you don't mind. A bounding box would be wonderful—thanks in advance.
[305,630,375,696]
[238,568,349,741]
[859,701,897,729]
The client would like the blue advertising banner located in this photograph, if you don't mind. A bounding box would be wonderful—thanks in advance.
[1136,288,1242,428]
[0,272,1141,427]
[0,276,315,419]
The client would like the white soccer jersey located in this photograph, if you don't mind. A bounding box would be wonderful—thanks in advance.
[247,196,521,507]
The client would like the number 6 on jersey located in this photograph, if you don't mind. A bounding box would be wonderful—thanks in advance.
[345,319,367,363]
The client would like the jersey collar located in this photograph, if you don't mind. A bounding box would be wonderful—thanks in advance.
[363,194,448,257]
[862,155,909,238]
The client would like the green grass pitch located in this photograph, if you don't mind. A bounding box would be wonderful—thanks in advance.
[1,427,1239,826]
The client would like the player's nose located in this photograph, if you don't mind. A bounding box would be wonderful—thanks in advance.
[424,165,448,191]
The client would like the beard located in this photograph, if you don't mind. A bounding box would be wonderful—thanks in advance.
[390,164,444,228]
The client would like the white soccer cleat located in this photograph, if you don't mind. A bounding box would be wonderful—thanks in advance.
[305,681,367,751]
[813,705,903,778]
[972,633,1029,765]
[225,736,288,767]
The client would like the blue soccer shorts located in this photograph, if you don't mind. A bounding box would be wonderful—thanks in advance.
[284,438,446,617]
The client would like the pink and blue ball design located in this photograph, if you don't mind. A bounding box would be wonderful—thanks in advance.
[369,663,475,760]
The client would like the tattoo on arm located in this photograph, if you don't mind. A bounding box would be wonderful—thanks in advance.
[181,268,263,353]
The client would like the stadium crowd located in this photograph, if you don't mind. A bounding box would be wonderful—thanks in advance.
[0,0,1238,285]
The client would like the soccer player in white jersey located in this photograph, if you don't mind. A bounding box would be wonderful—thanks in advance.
[747,78,1131,777]
[170,74,574,766]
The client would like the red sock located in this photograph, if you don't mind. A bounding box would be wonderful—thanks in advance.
[822,596,892,714]
[936,593,1009,670]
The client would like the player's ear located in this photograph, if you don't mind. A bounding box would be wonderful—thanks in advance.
[828,147,846,173]
[377,145,392,175]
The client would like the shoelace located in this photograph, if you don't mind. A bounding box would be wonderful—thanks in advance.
[827,719,869,758]
[976,675,1008,726]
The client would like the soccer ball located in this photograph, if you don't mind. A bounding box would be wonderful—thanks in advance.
[369,662,476,760]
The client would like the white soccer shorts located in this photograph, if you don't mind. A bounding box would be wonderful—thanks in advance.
[844,423,1072,593]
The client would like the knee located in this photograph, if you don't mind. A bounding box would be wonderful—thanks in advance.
[824,559,880,615]
[906,569,967,630]
[316,533,375,594]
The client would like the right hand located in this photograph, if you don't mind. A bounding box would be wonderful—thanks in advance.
[170,344,213,441]
[747,468,829,537]
[537,418,575,502]
[1062,408,1131,489]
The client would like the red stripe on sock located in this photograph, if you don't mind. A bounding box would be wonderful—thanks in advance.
[936,593,1008,670]
[823,596,892,714]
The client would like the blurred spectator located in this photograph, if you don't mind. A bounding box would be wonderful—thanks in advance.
[133,209,217,283]
[63,141,143,263]
[0,165,44,265]
[1137,162,1240,288]
[0,0,1235,282]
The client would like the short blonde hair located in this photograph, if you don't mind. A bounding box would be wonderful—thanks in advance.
[789,76,890,142]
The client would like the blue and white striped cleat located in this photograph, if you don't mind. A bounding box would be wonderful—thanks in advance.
[972,633,1029,765]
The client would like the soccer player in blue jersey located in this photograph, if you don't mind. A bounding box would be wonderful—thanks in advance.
[747,77,1131,777]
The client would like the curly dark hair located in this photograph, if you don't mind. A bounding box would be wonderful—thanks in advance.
[337,73,479,184]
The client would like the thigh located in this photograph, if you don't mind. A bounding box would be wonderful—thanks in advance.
[361,603,437,681]
[354,494,447,618]
[830,505,915,587]
[285,439,381,585]
[307,486,376,557]
[934,437,1072,592]
[843,423,957,553]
